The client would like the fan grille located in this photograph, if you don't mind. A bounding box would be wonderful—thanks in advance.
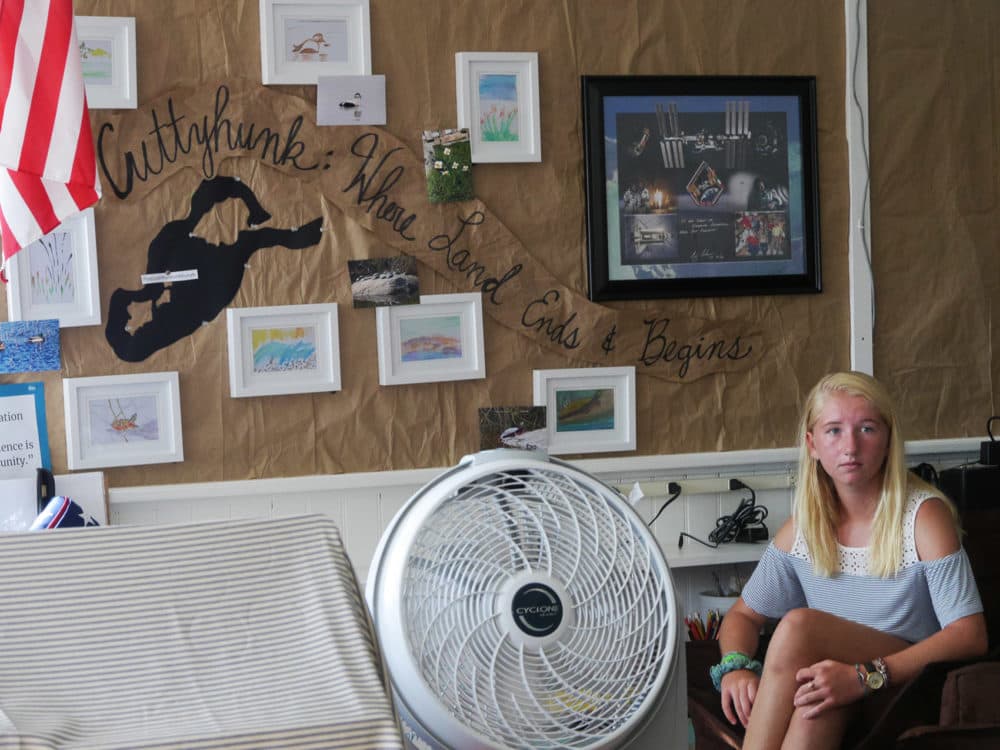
[399,465,673,748]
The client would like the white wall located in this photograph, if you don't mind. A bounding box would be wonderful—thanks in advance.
[108,439,980,592]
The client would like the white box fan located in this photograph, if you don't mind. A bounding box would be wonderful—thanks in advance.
[366,449,686,749]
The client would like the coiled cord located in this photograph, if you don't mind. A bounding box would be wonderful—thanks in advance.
[679,493,769,549]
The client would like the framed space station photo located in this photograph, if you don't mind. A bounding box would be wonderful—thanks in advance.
[582,75,821,301]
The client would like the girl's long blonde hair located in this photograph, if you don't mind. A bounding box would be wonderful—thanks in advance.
[793,371,953,577]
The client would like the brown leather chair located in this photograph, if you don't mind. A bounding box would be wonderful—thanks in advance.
[687,641,1000,749]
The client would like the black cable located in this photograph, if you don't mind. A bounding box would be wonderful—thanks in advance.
[910,462,939,487]
[677,480,769,549]
[647,482,682,526]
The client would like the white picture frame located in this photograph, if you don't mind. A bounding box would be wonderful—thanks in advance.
[64,372,184,470]
[6,208,100,328]
[75,16,137,109]
[532,366,636,455]
[455,51,541,163]
[259,0,371,85]
[226,303,342,397]
[376,293,485,386]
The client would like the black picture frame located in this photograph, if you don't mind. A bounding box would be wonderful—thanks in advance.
[582,75,821,301]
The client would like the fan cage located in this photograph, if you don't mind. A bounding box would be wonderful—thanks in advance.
[369,452,678,750]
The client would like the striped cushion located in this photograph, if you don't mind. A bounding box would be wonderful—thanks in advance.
[0,515,402,750]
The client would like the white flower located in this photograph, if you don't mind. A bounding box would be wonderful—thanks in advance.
[434,160,443,169]
[443,147,452,155]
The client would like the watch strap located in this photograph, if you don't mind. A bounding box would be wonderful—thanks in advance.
[872,656,891,686]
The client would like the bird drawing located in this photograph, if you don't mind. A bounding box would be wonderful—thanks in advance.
[291,33,329,55]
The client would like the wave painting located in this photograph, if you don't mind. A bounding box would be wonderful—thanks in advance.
[400,314,462,361]
[555,388,615,432]
[251,326,318,373]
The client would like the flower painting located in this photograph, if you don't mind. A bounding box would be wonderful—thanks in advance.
[88,394,159,445]
[27,229,75,306]
[456,52,539,162]
[478,73,519,142]
[251,325,318,373]
[422,129,473,203]
[399,315,461,362]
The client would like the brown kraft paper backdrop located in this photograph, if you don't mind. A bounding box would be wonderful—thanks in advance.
[4,0,993,488]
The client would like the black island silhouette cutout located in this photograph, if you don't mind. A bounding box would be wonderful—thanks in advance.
[106,176,323,361]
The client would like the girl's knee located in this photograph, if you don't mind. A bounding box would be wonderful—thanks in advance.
[767,608,824,662]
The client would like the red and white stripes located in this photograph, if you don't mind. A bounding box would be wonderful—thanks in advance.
[0,0,100,265]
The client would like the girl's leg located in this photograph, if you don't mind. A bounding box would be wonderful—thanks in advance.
[741,608,908,750]
[781,703,853,750]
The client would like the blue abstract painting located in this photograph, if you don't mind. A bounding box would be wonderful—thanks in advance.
[0,319,60,373]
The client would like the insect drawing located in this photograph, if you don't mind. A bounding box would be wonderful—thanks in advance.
[88,395,160,445]
[108,399,138,441]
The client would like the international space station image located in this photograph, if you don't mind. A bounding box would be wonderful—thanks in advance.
[655,99,754,171]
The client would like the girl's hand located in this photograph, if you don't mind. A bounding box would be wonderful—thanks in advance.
[793,660,867,718]
[720,669,759,727]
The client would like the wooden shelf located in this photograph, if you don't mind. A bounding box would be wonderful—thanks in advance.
[663,542,768,569]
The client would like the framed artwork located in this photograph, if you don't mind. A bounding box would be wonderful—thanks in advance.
[259,0,372,84]
[455,51,541,163]
[582,75,821,300]
[226,303,342,397]
[532,366,636,455]
[5,208,101,327]
[75,16,137,109]
[375,293,485,386]
[0,319,60,373]
[63,372,184,470]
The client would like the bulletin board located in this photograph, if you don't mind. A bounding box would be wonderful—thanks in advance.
[1,0,993,488]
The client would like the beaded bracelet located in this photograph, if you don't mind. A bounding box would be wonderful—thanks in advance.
[710,651,763,692]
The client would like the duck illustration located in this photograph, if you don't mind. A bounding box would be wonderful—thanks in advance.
[291,33,329,55]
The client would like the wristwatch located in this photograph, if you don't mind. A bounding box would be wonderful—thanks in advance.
[864,660,887,691]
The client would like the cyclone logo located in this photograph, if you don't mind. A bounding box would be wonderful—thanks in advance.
[511,582,563,637]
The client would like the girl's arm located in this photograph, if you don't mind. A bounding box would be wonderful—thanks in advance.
[879,497,988,684]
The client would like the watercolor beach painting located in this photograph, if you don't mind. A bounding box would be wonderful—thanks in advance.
[79,37,113,86]
[399,315,462,362]
[250,326,318,373]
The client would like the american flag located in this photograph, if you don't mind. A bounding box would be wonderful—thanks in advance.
[0,0,100,269]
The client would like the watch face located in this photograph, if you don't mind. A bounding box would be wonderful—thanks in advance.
[866,671,885,690]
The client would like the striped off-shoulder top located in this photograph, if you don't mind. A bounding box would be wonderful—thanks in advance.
[740,489,983,642]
